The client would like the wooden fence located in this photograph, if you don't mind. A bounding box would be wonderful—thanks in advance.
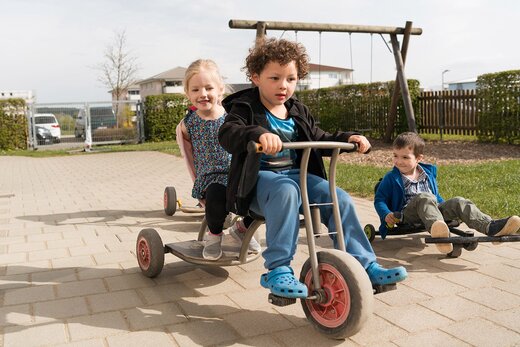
[418,90,478,135]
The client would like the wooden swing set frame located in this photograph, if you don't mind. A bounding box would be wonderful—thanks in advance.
[228,19,423,141]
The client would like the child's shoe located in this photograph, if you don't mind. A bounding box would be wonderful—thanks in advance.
[202,232,223,260]
[430,220,453,254]
[366,262,408,286]
[487,216,520,236]
[229,219,261,253]
[260,266,308,298]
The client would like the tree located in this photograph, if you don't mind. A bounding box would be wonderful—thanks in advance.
[96,30,139,120]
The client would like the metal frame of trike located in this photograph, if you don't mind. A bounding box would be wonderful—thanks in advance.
[137,141,387,339]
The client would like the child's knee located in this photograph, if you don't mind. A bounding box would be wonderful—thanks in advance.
[270,180,301,205]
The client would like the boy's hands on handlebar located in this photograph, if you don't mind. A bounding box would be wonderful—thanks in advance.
[348,135,371,154]
[258,133,283,155]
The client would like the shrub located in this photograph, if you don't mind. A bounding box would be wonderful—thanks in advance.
[0,98,27,150]
[144,94,188,141]
[477,70,520,144]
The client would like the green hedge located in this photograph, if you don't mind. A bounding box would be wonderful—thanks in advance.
[0,98,27,150]
[477,70,520,144]
[143,94,189,141]
[295,79,421,138]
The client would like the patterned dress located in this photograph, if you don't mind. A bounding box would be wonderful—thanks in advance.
[183,110,230,199]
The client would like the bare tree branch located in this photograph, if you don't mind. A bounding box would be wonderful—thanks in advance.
[95,30,139,102]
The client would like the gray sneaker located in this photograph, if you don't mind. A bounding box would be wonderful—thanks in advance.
[229,222,261,253]
[203,232,223,260]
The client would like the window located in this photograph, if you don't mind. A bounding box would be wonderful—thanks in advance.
[328,73,337,79]
[165,81,181,87]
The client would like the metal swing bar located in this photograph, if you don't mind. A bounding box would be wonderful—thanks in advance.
[229,19,422,135]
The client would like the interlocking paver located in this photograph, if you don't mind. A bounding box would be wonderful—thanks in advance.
[441,317,520,346]
[106,330,178,347]
[87,289,144,313]
[123,302,187,330]
[1,151,519,346]
[3,322,68,347]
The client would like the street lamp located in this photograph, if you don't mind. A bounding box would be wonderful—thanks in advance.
[441,69,450,90]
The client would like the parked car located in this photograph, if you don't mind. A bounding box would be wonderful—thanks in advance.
[35,125,52,145]
[34,113,61,143]
[74,107,117,138]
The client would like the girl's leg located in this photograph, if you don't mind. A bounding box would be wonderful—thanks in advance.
[438,197,491,233]
[249,170,301,270]
[287,172,376,269]
[205,183,228,234]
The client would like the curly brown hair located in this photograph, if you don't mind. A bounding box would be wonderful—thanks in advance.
[243,38,309,80]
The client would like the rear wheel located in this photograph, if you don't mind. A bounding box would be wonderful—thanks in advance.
[364,224,376,243]
[136,228,165,277]
[164,187,177,216]
[300,250,373,339]
[447,244,463,258]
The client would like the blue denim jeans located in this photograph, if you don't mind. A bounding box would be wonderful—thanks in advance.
[249,169,377,270]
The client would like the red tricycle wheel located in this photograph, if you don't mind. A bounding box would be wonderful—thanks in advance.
[300,250,373,339]
[136,228,165,278]
[303,263,351,328]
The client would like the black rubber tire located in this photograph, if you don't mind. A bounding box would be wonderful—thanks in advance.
[463,242,478,252]
[164,186,177,216]
[447,244,463,258]
[364,224,376,243]
[299,250,374,339]
[136,228,165,278]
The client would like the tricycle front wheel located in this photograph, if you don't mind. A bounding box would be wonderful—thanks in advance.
[299,250,373,339]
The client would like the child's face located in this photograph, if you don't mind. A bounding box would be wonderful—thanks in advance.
[186,69,223,116]
[393,146,423,175]
[251,61,298,110]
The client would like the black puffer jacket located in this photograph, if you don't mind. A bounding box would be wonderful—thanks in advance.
[219,87,358,215]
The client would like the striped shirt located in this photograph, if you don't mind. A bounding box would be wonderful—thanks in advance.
[402,165,432,206]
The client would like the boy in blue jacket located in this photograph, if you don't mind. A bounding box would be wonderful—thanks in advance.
[374,132,520,253]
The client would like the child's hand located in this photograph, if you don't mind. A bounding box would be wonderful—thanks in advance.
[259,133,282,155]
[348,135,371,153]
[385,212,399,226]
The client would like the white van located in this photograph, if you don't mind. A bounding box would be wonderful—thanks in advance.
[34,113,61,143]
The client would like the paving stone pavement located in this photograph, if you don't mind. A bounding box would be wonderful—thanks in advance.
[0,151,519,347]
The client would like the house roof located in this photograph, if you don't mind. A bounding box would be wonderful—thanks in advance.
[138,66,187,84]
[448,77,477,84]
[308,63,353,72]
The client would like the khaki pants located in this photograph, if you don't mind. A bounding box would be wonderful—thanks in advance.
[402,193,492,234]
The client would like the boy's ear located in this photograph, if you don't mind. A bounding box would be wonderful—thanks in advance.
[251,73,260,86]
[417,154,424,161]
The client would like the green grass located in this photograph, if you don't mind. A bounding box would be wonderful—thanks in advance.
[335,160,520,218]
[0,141,180,158]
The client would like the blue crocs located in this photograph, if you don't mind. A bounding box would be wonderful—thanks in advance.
[366,262,408,286]
[260,266,308,299]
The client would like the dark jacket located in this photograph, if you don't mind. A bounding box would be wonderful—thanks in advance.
[219,87,358,215]
[374,163,444,238]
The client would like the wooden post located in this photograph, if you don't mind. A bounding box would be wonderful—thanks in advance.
[255,21,267,47]
[390,34,417,133]
[384,21,413,142]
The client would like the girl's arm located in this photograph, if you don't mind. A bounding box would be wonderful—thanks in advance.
[176,119,196,183]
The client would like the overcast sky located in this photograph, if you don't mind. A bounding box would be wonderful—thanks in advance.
[1,0,519,103]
